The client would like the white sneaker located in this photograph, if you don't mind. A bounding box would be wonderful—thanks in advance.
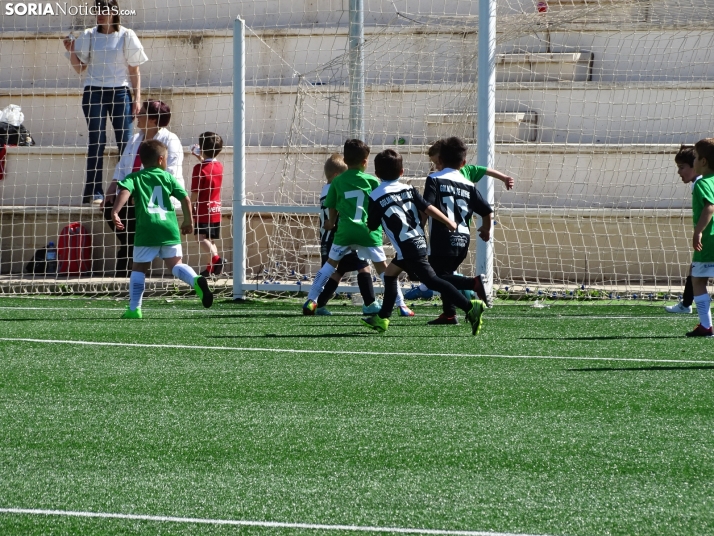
[665,302,692,314]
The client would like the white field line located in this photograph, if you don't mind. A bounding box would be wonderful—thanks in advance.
[0,306,694,320]
[0,337,712,366]
[0,508,549,536]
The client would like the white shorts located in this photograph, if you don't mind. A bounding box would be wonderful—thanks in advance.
[691,262,714,278]
[328,243,387,263]
[133,245,183,263]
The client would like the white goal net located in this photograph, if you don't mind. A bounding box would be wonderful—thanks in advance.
[1,0,714,299]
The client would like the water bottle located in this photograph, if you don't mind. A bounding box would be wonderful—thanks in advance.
[46,241,57,273]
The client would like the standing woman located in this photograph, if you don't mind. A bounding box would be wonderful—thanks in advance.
[63,0,148,204]
[103,100,184,277]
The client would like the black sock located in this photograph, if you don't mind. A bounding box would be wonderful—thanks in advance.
[357,272,376,305]
[683,275,694,307]
[423,275,472,313]
[317,278,339,308]
[379,276,398,319]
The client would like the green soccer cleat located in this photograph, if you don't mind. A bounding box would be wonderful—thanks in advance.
[465,299,485,336]
[193,276,214,308]
[120,307,143,319]
[361,315,389,333]
[315,306,332,316]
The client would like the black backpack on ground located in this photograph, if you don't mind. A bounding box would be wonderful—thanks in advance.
[0,121,35,147]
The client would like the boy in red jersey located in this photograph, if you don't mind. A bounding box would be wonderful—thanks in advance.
[190,132,224,277]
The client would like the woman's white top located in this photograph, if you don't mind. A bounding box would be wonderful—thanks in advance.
[113,128,185,192]
[74,26,148,88]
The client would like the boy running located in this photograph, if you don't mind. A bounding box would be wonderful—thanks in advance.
[112,140,213,318]
[312,154,381,316]
[685,138,714,337]
[362,149,486,335]
[665,145,700,314]
[302,139,413,316]
[422,137,497,324]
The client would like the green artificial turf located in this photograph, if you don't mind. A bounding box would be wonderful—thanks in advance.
[0,297,712,535]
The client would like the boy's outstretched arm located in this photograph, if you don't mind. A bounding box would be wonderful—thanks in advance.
[424,205,457,232]
[486,168,515,190]
[693,201,714,251]
[111,188,132,231]
[179,195,195,235]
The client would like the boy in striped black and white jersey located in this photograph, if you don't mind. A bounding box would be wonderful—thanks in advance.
[362,149,486,335]
[423,137,497,325]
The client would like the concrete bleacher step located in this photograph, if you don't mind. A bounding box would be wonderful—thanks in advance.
[2,0,644,32]
[3,82,714,147]
[4,27,714,89]
[0,144,690,209]
[497,52,593,83]
[426,112,538,143]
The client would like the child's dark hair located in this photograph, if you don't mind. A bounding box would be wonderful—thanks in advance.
[199,131,223,159]
[439,136,468,169]
[343,139,370,167]
[141,100,171,128]
[374,149,403,180]
[675,145,695,167]
[139,139,168,168]
[95,0,120,32]
[695,138,714,170]
[427,139,444,157]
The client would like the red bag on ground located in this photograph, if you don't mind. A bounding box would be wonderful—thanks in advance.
[58,222,92,274]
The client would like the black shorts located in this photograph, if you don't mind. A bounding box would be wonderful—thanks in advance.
[392,256,438,283]
[428,252,469,277]
[195,222,221,240]
[321,252,369,274]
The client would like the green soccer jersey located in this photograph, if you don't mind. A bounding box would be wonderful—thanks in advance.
[118,167,188,247]
[460,164,488,183]
[692,174,714,262]
[324,168,383,247]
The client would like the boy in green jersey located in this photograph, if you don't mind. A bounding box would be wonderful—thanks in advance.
[428,139,515,189]
[685,138,714,336]
[302,139,413,316]
[112,140,213,318]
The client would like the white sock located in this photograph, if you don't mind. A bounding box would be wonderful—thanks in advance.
[129,271,145,311]
[307,263,337,301]
[172,263,198,287]
[694,293,712,328]
[381,272,406,307]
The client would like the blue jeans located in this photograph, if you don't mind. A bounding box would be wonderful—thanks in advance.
[81,86,133,200]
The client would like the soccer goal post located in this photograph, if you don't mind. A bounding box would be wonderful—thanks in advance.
[231,1,499,300]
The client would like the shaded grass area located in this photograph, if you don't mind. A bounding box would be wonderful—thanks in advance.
[0,298,713,535]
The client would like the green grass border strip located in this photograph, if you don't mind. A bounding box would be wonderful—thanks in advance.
[1,337,712,366]
[0,508,550,536]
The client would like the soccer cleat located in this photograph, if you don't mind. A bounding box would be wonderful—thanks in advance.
[399,305,415,317]
[194,276,214,308]
[427,314,459,325]
[302,299,317,316]
[362,299,382,315]
[361,315,389,333]
[404,286,434,300]
[212,257,224,276]
[685,324,713,337]
[465,299,485,336]
[665,302,692,314]
[120,307,143,319]
[474,274,494,308]
[315,306,332,316]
